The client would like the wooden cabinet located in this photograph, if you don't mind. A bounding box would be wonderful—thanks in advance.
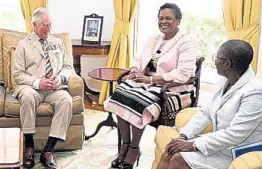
[72,39,110,103]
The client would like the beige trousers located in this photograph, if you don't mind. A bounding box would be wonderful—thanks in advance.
[18,87,73,141]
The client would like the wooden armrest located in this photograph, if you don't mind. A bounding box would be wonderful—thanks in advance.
[160,56,204,95]
[160,76,197,94]
[117,70,130,85]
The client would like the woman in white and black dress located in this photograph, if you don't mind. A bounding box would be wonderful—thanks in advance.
[104,3,197,169]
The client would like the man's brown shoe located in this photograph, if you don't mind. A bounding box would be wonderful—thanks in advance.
[40,152,57,169]
[23,147,35,168]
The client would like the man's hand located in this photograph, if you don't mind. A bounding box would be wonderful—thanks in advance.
[50,75,61,90]
[39,78,54,91]
[165,138,195,156]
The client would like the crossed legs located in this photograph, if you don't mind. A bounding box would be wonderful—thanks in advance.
[157,151,190,169]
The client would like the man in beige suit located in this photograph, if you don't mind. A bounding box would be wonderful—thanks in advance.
[13,7,73,169]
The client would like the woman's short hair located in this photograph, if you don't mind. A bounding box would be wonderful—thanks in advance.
[158,3,182,20]
[31,7,49,25]
[218,39,253,73]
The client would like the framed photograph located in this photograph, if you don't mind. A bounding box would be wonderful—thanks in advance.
[81,13,103,44]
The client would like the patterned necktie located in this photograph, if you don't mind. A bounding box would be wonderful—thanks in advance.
[39,39,53,78]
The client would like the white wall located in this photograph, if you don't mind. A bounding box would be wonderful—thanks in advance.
[48,0,115,91]
[48,0,114,41]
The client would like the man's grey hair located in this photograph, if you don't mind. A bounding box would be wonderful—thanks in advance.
[31,7,49,25]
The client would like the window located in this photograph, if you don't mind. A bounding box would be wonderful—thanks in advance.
[137,0,226,83]
[0,0,25,32]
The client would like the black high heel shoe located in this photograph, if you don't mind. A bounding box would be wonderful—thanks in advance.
[111,143,130,168]
[120,146,141,169]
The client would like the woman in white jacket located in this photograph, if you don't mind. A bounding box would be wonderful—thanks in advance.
[157,39,262,169]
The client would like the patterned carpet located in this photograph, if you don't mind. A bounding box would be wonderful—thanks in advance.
[30,109,156,169]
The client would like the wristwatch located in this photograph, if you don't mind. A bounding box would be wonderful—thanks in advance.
[149,76,153,84]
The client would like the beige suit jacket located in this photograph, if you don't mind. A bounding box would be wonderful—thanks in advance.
[13,32,73,97]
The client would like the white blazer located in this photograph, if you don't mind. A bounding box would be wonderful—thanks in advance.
[180,67,262,156]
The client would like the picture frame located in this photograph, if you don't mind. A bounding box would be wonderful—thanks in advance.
[81,13,103,44]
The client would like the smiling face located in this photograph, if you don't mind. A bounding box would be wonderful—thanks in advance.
[33,13,52,39]
[158,8,180,39]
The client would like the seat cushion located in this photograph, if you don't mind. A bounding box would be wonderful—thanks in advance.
[152,126,180,169]
[1,32,73,93]
[0,113,84,128]
[0,29,27,83]
[2,33,25,93]
[176,107,200,128]
[4,94,83,117]
[34,125,84,151]
[152,108,214,169]
[176,107,213,134]
[152,146,163,169]
[155,125,180,152]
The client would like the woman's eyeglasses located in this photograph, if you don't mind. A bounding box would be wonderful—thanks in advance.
[212,55,228,61]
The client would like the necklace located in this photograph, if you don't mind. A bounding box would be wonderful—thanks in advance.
[150,34,185,68]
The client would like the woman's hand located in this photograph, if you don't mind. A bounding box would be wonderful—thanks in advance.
[165,138,195,156]
[128,67,138,80]
[129,72,150,83]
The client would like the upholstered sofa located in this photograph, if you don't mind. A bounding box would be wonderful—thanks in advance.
[152,107,262,169]
[0,29,85,151]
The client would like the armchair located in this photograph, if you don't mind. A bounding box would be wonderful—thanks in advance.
[151,107,212,169]
[150,56,204,128]
[152,104,262,169]
[117,57,205,128]
[0,29,85,151]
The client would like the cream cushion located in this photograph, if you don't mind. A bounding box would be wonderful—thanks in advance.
[0,29,27,82]
[4,94,83,117]
[2,33,25,93]
[228,151,262,169]
[152,107,213,169]
[176,107,213,133]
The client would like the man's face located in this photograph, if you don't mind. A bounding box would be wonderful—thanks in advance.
[34,13,52,39]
